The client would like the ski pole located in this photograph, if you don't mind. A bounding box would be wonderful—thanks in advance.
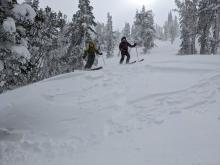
[135,47,140,61]
[101,54,106,65]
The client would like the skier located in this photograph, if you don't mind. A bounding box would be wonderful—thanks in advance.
[83,40,103,69]
[119,36,137,64]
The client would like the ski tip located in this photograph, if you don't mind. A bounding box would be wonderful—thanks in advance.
[90,66,103,71]
[128,61,137,64]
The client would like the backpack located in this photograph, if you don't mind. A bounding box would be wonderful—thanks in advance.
[85,42,97,54]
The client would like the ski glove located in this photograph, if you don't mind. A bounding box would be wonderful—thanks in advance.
[82,55,86,59]
[133,43,137,47]
[99,52,103,55]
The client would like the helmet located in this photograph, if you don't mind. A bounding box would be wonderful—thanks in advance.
[121,36,126,41]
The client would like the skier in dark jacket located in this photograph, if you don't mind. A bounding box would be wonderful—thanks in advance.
[119,36,137,64]
[83,40,103,69]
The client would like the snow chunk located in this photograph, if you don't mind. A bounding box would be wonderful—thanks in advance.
[2,17,16,34]
[20,38,28,48]
[11,45,31,60]
[16,25,26,36]
[12,4,36,23]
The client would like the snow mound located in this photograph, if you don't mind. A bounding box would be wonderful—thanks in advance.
[12,4,36,23]
[2,17,16,34]
[11,45,31,59]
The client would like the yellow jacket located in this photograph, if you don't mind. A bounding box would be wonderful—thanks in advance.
[84,42,101,55]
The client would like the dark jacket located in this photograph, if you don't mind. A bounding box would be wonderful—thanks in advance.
[119,40,136,55]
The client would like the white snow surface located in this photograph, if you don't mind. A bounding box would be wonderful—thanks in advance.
[12,3,36,23]
[0,40,220,165]
[2,17,16,34]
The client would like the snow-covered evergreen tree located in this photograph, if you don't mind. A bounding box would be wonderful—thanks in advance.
[175,0,198,55]
[143,9,155,53]
[65,0,97,70]
[174,16,180,37]
[25,7,45,82]
[155,24,164,40]
[163,11,179,44]
[77,0,96,40]
[123,22,131,40]
[105,12,114,58]
[169,13,179,44]
[95,22,105,50]
[163,21,169,40]
[133,10,142,45]
[133,6,155,53]
[113,29,122,47]
[198,0,213,54]
[32,0,39,12]
[140,6,155,53]
[38,7,65,79]
[0,0,36,92]
[197,0,220,55]
[211,0,220,54]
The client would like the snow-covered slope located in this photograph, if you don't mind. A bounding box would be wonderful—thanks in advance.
[0,40,220,165]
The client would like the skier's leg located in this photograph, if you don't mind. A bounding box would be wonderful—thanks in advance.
[84,57,90,69]
[126,53,130,63]
[87,54,95,68]
[120,54,125,64]
[85,54,95,69]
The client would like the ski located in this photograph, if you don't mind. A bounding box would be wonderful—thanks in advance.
[128,61,137,64]
[138,59,144,62]
[89,66,103,71]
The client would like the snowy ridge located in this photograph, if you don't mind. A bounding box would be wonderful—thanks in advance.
[0,41,220,165]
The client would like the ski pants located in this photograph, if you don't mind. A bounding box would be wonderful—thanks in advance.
[120,52,130,64]
[85,54,95,69]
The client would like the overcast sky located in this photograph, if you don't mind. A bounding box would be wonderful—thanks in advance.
[18,0,177,30]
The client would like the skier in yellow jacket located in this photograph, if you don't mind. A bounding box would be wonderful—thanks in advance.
[83,40,103,69]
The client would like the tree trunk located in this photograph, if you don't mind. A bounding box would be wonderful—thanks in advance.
[200,25,210,54]
[212,8,220,55]
[191,36,196,54]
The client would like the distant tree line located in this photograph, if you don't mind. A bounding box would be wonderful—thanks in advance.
[97,5,156,54]
[147,11,180,44]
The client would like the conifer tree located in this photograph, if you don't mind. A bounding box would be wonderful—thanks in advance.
[66,0,97,70]
[211,0,220,54]
[95,22,105,50]
[0,0,36,92]
[105,12,114,58]
[163,11,179,43]
[133,6,155,53]
[123,23,131,40]
[175,0,198,55]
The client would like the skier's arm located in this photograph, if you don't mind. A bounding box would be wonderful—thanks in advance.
[119,43,122,51]
[96,49,103,55]
[127,42,137,48]
[94,45,103,55]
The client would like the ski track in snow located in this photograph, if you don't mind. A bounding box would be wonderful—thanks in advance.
[0,40,220,165]
[104,71,220,136]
